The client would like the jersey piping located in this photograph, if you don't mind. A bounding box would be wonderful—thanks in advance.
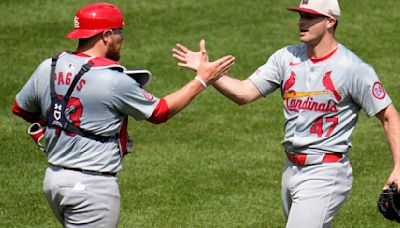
[309,46,338,64]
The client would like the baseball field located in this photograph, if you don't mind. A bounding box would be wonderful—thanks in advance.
[1,0,399,227]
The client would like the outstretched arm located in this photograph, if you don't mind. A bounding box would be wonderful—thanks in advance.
[376,104,400,191]
[172,41,262,105]
[212,76,262,105]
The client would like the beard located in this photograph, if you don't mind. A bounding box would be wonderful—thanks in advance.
[106,48,121,61]
[106,41,122,61]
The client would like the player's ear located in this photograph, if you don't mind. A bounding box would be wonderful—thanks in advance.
[326,17,337,30]
[101,29,113,44]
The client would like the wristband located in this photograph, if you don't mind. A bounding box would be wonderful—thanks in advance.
[194,76,207,88]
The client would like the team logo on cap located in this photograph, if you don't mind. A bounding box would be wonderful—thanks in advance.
[372,82,386,99]
[301,0,309,4]
[74,16,80,29]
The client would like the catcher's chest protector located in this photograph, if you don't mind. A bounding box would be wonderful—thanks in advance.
[47,53,94,137]
[45,52,131,157]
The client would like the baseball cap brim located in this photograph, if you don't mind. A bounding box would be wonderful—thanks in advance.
[287,7,326,17]
[65,29,104,39]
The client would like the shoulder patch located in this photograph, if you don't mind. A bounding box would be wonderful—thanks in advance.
[372,82,386,99]
[140,88,154,101]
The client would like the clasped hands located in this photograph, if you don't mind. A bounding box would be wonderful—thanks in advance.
[172,39,234,86]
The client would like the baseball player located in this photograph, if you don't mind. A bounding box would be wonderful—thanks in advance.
[12,3,234,227]
[172,0,400,227]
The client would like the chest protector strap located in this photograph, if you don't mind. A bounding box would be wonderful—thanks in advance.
[47,53,111,142]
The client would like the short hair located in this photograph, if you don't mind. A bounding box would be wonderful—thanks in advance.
[78,33,102,47]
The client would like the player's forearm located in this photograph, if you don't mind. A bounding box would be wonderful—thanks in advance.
[163,79,205,119]
[378,104,400,169]
[386,120,400,169]
[212,76,261,105]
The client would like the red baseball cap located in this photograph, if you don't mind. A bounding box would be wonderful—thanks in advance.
[288,0,341,19]
[66,3,125,39]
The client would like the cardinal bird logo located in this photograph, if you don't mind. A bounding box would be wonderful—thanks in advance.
[282,71,341,113]
[322,71,341,102]
[283,71,296,93]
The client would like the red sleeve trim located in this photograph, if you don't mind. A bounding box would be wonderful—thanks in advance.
[147,98,170,124]
[12,100,39,123]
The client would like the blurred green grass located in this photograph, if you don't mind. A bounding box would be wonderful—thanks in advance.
[1,0,399,227]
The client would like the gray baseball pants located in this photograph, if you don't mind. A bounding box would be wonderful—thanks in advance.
[43,166,120,227]
[282,157,353,228]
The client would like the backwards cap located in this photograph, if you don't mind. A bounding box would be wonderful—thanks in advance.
[65,3,124,39]
[288,0,341,19]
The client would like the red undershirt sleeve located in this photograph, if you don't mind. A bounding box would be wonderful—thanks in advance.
[147,98,170,124]
[11,100,40,123]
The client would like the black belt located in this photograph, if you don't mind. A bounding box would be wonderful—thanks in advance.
[49,164,117,177]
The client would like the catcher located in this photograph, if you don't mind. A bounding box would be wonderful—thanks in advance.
[12,2,235,227]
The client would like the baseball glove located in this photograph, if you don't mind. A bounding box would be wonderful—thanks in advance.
[378,183,400,223]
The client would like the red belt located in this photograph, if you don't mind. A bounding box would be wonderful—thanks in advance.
[286,153,343,166]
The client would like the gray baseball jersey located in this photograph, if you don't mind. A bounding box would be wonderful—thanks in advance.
[16,52,160,173]
[249,43,392,154]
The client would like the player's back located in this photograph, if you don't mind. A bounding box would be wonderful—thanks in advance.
[23,52,132,172]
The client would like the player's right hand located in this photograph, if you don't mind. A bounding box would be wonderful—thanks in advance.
[383,168,400,193]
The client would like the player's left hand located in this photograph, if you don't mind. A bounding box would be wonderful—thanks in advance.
[384,168,400,192]
[196,50,235,85]
[172,39,205,71]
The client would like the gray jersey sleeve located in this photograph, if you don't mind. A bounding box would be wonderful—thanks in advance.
[15,59,50,114]
[350,63,392,117]
[112,74,159,120]
[248,49,283,96]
